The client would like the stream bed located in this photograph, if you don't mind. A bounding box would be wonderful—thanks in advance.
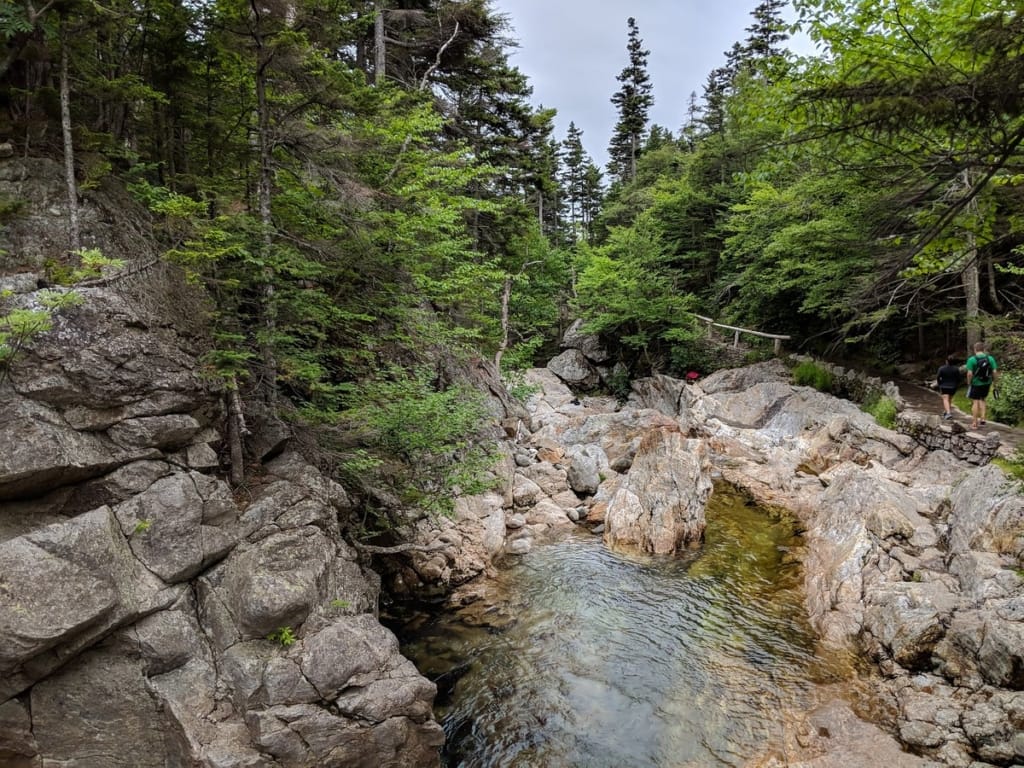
[390,483,867,767]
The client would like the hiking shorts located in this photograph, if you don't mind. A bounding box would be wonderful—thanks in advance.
[939,386,957,396]
[968,383,991,400]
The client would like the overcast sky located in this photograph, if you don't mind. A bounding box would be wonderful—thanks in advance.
[491,1,811,170]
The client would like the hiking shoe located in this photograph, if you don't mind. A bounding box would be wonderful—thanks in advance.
[942,412,952,420]
[980,420,987,426]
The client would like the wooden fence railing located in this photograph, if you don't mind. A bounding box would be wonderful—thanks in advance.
[693,314,791,355]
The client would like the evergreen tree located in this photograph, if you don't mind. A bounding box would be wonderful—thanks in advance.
[560,121,590,240]
[580,161,604,244]
[607,16,653,185]
[744,0,789,61]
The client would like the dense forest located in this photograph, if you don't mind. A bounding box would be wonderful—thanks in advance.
[2,0,1024,516]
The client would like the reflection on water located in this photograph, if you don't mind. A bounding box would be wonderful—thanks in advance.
[392,483,854,768]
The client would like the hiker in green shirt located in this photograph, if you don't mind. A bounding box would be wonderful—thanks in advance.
[965,341,999,429]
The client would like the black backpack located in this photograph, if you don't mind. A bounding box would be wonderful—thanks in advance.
[973,354,993,381]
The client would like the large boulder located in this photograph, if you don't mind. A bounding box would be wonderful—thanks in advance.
[560,318,610,363]
[948,464,1024,558]
[547,348,600,390]
[604,427,712,554]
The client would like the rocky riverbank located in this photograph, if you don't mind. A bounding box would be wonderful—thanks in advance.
[396,357,1022,767]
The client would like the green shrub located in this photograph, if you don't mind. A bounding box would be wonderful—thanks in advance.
[988,370,1024,427]
[792,361,834,393]
[992,443,1024,483]
[863,393,898,429]
[343,366,497,519]
[267,626,297,647]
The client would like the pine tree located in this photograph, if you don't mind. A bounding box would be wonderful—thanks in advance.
[579,161,604,244]
[744,0,788,61]
[607,17,653,185]
[561,121,587,237]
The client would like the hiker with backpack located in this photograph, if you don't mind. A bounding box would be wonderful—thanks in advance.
[966,341,999,429]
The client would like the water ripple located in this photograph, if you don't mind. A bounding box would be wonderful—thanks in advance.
[397,485,849,768]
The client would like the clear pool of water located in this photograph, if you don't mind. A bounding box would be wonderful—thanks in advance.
[393,483,858,767]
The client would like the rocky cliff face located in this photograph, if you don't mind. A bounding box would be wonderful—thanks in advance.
[0,159,446,766]
[0,278,444,767]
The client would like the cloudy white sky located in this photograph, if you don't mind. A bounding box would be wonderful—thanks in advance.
[491,1,812,169]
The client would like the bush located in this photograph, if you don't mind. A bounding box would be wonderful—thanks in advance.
[792,361,834,393]
[988,370,1024,427]
[343,366,497,519]
[863,393,898,429]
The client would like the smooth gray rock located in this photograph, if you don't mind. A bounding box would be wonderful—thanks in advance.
[566,444,606,495]
[561,318,610,363]
[107,413,202,450]
[0,697,37,767]
[0,397,154,500]
[0,506,174,700]
[220,528,335,639]
[30,649,167,768]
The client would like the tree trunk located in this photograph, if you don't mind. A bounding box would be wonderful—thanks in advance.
[252,3,278,406]
[630,133,637,182]
[961,170,981,350]
[986,253,1004,312]
[374,2,386,85]
[494,275,512,370]
[59,18,81,255]
[226,381,248,486]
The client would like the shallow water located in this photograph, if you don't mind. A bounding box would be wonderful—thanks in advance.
[393,484,857,768]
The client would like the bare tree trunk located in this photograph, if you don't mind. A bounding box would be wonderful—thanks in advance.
[494,275,512,370]
[961,170,981,350]
[59,18,81,255]
[986,253,1004,312]
[494,261,541,370]
[252,2,278,407]
[226,381,248,486]
[374,2,386,85]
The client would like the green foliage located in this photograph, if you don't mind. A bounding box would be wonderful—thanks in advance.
[575,212,697,369]
[267,626,297,647]
[47,249,126,286]
[37,289,83,312]
[0,306,50,354]
[862,392,898,429]
[792,361,834,393]
[606,364,631,403]
[992,444,1024,484]
[133,519,152,535]
[667,327,726,378]
[988,371,1024,428]
[0,194,26,221]
[502,370,540,404]
[344,367,498,519]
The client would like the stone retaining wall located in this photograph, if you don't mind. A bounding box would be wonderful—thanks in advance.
[788,355,904,407]
[895,412,1001,465]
